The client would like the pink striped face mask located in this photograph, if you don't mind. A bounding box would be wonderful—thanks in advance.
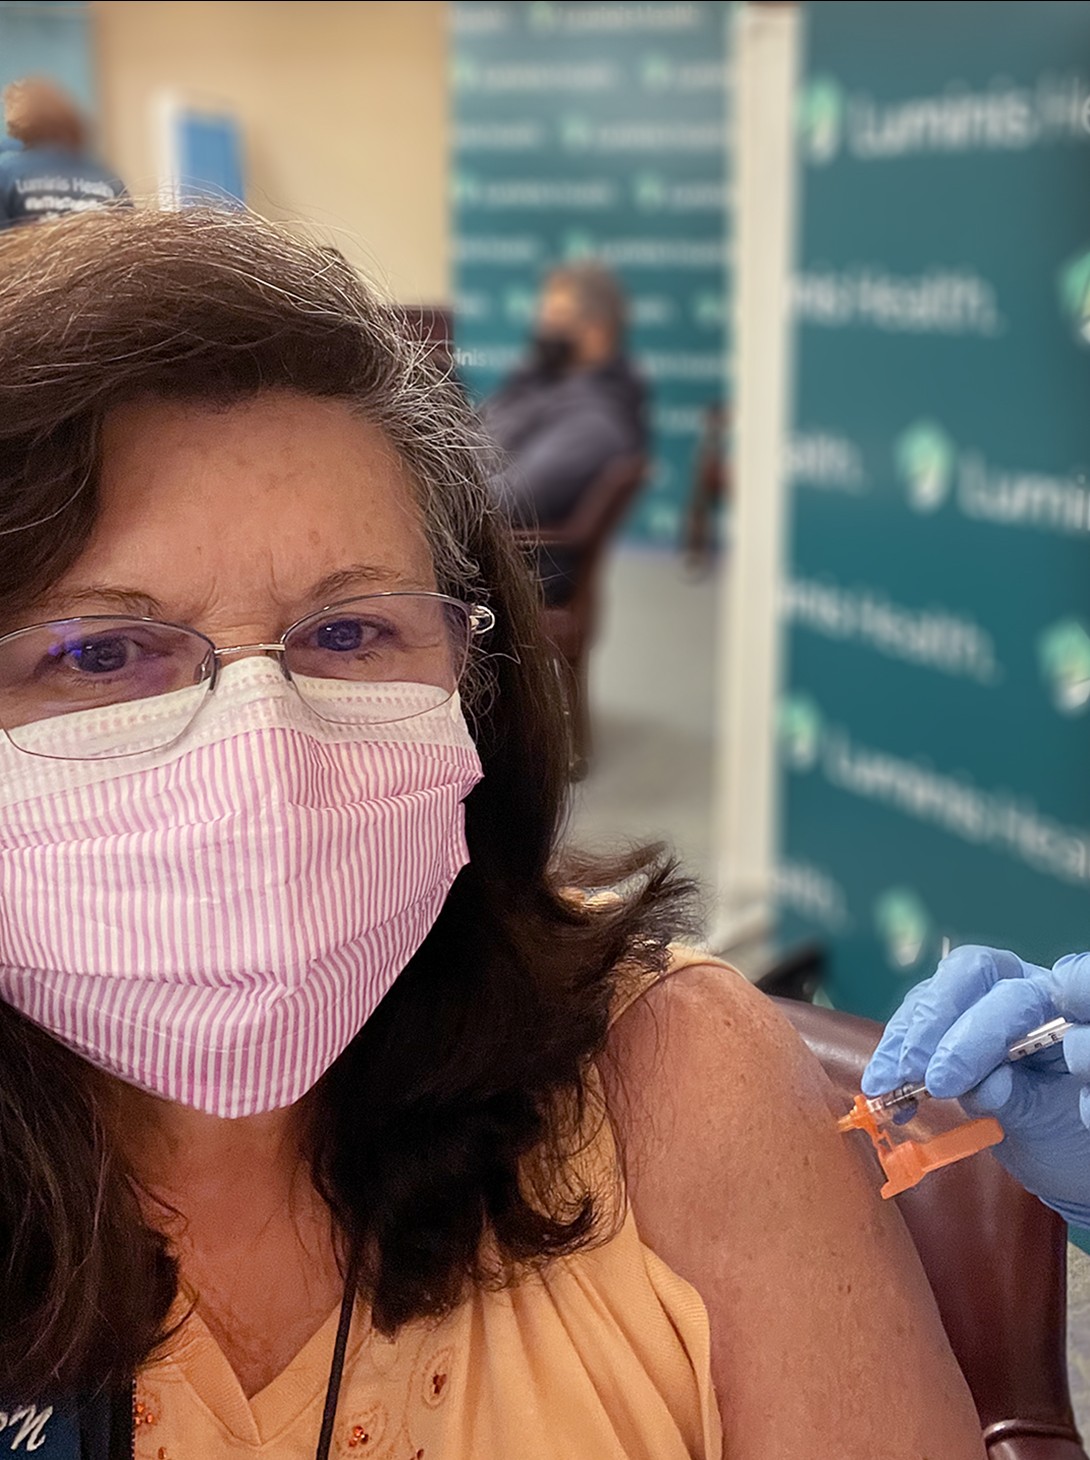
[0,657,483,1118]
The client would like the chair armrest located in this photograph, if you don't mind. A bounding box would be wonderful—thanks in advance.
[987,1438,1089,1460]
[507,454,647,554]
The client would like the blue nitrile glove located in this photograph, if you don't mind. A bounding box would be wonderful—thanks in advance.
[862,946,1090,1225]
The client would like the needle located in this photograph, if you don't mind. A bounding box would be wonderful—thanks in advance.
[868,1016,1074,1116]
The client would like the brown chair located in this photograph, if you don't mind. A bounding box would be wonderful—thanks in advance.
[511,454,646,767]
[773,996,1086,1459]
[682,401,730,573]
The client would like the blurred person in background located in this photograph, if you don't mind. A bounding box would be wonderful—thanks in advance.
[483,260,647,541]
[0,208,983,1460]
[0,76,128,231]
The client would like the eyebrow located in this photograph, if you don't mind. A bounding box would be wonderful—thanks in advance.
[305,563,432,603]
[31,563,431,622]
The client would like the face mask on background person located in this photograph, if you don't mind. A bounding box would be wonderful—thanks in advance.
[530,330,577,377]
[0,656,483,1119]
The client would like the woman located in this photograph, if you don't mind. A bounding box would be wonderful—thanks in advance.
[0,208,983,1459]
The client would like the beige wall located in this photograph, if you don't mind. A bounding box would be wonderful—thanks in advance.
[91,1,450,303]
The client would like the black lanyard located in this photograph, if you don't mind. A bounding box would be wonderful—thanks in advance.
[315,1259,360,1460]
[1,1269,360,1460]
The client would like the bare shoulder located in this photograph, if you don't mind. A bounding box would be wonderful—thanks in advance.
[598,960,985,1460]
[600,960,833,1188]
[605,956,808,1093]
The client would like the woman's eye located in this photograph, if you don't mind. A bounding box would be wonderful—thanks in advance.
[314,618,382,653]
[56,635,138,675]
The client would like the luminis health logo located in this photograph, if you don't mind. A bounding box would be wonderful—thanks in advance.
[641,54,675,92]
[633,172,668,211]
[798,75,844,165]
[1058,248,1090,345]
[874,888,932,971]
[778,693,823,772]
[450,56,481,92]
[692,291,725,328]
[894,420,955,514]
[449,170,481,207]
[560,113,594,152]
[561,228,596,261]
[1038,618,1090,715]
[503,286,536,325]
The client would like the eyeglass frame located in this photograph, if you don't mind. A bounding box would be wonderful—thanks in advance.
[0,590,496,756]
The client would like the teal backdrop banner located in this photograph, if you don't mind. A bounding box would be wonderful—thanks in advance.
[777,1,1090,1020]
[450,0,730,546]
[0,1,93,114]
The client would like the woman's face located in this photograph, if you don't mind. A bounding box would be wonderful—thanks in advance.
[28,389,436,644]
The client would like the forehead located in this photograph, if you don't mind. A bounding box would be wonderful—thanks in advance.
[49,391,436,618]
[539,280,581,319]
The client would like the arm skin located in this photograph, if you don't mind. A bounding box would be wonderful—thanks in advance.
[599,963,985,1460]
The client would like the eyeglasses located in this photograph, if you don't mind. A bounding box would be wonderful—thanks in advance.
[0,592,495,761]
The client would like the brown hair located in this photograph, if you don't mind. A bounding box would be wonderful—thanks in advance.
[0,208,692,1399]
[3,77,86,151]
[546,259,629,338]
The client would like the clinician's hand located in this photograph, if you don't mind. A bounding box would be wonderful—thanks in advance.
[862,946,1090,1225]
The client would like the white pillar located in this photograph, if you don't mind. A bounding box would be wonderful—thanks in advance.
[711,2,800,955]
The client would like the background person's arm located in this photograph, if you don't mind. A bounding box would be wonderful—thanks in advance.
[602,963,985,1460]
[492,402,630,528]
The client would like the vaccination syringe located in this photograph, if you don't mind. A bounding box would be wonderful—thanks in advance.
[866,1015,1075,1118]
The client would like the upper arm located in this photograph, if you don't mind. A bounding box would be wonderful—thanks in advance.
[502,406,628,522]
[600,964,985,1460]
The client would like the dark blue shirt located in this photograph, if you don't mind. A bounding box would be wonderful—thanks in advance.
[483,355,648,528]
[0,144,128,230]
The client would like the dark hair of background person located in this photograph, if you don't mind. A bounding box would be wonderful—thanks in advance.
[3,76,86,151]
[545,258,630,341]
[0,209,694,1400]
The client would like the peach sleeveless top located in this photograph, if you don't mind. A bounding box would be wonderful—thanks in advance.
[133,951,724,1460]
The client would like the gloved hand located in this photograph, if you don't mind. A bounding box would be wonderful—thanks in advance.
[862,945,1090,1225]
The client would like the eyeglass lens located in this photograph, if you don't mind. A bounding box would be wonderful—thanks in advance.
[0,594,474,760]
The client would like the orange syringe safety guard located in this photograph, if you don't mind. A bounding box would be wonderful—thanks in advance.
[837,1094,1004,1200]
